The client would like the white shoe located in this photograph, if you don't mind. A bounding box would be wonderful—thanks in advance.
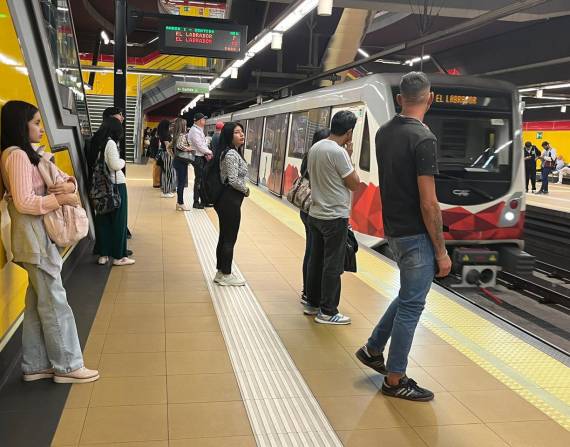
[314,312,351,325]
[168,193,175,198]
[556,181,563,184]
[217,273,246,286]
[97,256,109,265]
[54,367,99,384]
[213,271,224,283]
[161,192,174,198]
[113,257,136,266]
[176,203,191,211]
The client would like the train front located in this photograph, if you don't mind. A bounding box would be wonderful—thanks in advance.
[423,79,530,284]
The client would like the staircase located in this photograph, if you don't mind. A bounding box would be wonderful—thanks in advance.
[86,95,138,162]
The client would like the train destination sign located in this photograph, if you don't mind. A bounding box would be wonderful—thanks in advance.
[160,18,246,59]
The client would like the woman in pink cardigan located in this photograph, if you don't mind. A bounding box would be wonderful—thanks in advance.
[0,100,98,384]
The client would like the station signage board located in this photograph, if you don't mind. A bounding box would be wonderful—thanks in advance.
[159,16,246,60]
[176,82,209,94]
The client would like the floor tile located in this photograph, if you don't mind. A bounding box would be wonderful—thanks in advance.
[114,291,165,304]
[103,333,165,353]
[164,289,212,303]
[288,346,361,371]
[90,376,167,406]
[424,366,507,391]
[111,303,165,318]
[337,427,427,447]
[99,352,166,377]
[277,328,340,349]
[165,303,215,317]
[51,408,87,446]
[165,315,220,333]
[166,351,233,375]
[416,424,509,447]
[80,405,167,444]
[409,344,474,367]
[64,383,94,409]
[169,437,256,447]
[452,390,550,422]
[365,366,445,393]
[167,373,241,403]
[165,332,226,351]
[107,316,165,334]
[79,441,167,447]
[168,401,252,439]
[487,420,570,447]
[390,391,480,426]
[302,368,378,397]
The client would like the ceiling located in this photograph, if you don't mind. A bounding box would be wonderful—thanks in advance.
[69,0,570,120]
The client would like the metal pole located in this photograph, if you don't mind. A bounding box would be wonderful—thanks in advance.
[88,34,102,88]
[114,0,127,162]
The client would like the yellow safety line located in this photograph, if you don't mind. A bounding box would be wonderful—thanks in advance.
[248,188,570,431]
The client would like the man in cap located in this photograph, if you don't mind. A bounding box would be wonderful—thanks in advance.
[187,112,213,209]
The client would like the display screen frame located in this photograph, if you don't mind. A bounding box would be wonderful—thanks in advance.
[159,16,247,60]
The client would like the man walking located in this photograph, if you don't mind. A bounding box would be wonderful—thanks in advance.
[304,111,360,325]
[356,72,451,401]
[187,113,213,208]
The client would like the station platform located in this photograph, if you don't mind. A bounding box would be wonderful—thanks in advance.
[3,164,570,447]
[526,183,570,214]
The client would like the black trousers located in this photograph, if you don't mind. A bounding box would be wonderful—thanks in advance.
[193,157,205,205]
[306,216,348,316]
[300,210,312,297]
[525,164,536,191]
[173,157,190,205]
[214,187,244,274]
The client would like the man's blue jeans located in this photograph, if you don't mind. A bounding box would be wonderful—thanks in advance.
[367,233,436,374]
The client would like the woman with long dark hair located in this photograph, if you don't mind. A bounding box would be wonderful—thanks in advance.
[171,117,193,211]
[213,122,249,287]
[157,119,176,198]
[93,117,134,266]
[0,100,99,383]
[300,128,331,304]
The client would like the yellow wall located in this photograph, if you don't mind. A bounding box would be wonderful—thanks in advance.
[523,130,570,163]
[82,61,139,97]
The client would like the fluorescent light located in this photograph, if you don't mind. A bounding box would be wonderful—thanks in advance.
[248,33,272,55]
[271,32,283,50]
[209,78,224,90]
[57,7,69,12]
[231,67,238,79]
[220,67,232,78]
[536,89,543,98]
[274,0,318,32]
[317,0,333,16]
[100,30,110,45]
[544,83,570,90]
[357,48,370,58]
[525,104,570,109]
[518,88,536,93]
[539,95,569,100]
[404,55,430,66]
[562,105,567,113]
[148,36,159,44]
[375,58,402,65]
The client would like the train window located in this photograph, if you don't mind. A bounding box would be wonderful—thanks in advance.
[287,107,330,159]
[359,114,371,172]
[245,117,264,183]
[305,108,331,153]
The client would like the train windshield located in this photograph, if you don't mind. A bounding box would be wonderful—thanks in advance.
[399,88,515,205]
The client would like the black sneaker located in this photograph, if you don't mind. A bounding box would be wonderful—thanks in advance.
[381,376,434,401]
[355,346,387,375]
[193,203,205,209]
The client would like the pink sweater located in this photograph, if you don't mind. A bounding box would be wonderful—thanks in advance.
[1,149,75,215]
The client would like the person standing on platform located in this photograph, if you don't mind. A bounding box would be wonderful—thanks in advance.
[523,141,540,193]
[537,141,556,194]
[187,113,213,208]
[211,121,224,153]
[304,111,360,325]
[554,156,570,184]
[0,100,99,383]
[214,122,249,287]
[171,117,193,211]
[299,128,331,305]
[157,119,176,198]
[355,72,451,401]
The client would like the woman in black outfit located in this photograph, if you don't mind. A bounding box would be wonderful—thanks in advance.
[300,128,331,304]
[213,122,249,287]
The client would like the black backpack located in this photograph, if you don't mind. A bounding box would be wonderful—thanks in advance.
[201,148,228,206]
[88,152,121,216]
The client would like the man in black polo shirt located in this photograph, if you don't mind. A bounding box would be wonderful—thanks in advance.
[356,72,451,401]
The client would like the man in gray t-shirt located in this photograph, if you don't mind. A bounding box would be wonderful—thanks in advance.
[305,111,361,325]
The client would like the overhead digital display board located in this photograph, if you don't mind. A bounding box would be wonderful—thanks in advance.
[159,16,246,59]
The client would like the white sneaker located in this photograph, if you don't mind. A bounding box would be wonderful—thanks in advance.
[54,367,99,384]
[176,203,191,211]
[315,312,351,325]
[97,256,109,265]
[217,273,246,286]
[168,193,175,198]
[213,271,224,283]
[113,257,136,266]
[161,192,172,198]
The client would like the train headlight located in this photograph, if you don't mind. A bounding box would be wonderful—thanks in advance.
[504,211,515,222]
[499,193,523,227]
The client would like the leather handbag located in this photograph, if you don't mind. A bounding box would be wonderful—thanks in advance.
[175,134,195,162]
[286,170,311,213]
[37,156,88,247]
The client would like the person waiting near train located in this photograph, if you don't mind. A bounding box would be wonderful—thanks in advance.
[523,141,540,193]
[554,155,570,184]
[303,111,360,325]
[0,100,99,383]
[213,122,249,287]
[299,128,331,305]
[187,113,213,208]
[355,72,451,401]
[171,117,194,211]
[537,141,556,194]
[157,119,176,198]
[210,121,224,153]
[93,118,135,266]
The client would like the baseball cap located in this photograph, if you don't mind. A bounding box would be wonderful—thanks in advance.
[102,106,123,118]
[194,113,208,121]
[215,121,224,130]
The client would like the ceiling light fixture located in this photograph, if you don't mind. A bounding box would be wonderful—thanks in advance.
[317,0,333,16]
[231,67,238,79]
[271,32,283,50]
[100,30,110,45]
[357,48,369,58]
[562,105,567,113]
[536,89,543,98]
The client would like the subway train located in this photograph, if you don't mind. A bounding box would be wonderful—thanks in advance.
[206,74,530,280]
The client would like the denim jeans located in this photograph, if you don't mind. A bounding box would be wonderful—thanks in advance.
[540,167,552,192]
[173,157,190,205]
[300,210,312,296]
[367,233,436,374]
[306,216,348,315]
[21,263,84,374]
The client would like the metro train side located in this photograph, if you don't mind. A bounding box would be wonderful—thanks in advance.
[206,74,526,257]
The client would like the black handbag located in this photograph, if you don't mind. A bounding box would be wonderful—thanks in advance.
[88,153,121,216]
[344,228,359,273]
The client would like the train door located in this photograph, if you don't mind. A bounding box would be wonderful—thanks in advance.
[244,117,264,184]
[265,113,290,196]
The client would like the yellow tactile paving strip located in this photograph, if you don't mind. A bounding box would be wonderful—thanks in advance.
[247,187,570,434]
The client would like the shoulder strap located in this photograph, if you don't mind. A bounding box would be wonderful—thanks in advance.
[37,154,56,187]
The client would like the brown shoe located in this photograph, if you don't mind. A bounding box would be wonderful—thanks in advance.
[23,368,55,382]
[54,367,99,384]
